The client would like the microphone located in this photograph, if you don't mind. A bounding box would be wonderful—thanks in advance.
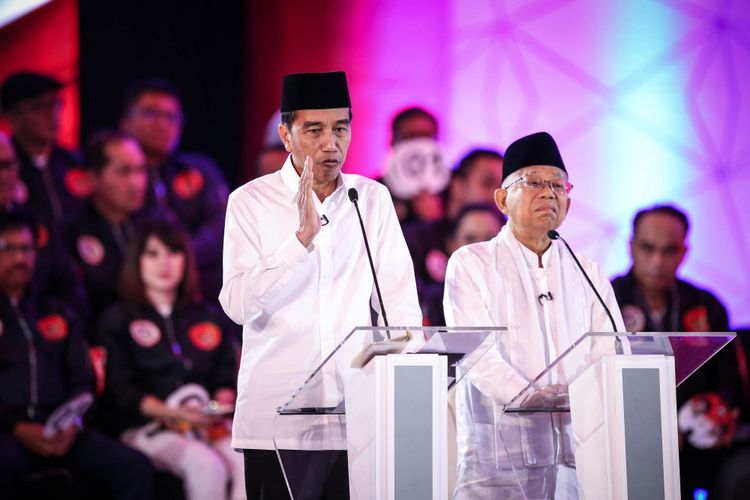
[320,214,329,226]
[538,292,553,305]
[547,229,618,332]
[348,188,390,334]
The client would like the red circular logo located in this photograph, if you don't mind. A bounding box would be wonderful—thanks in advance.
[683,306,710,333]
[188,321,221,351]
[172,169,204,200]
[64,167,94,198]
[37,314,68,341]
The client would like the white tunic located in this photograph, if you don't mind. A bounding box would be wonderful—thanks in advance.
[444,225,625,498]
[220,157,422,450]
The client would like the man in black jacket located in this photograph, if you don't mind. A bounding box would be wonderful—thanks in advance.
[611,204,735,498]
[0,211,153,499]
[120,78,228,303]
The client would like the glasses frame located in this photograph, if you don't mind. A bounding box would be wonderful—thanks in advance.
[503,175,573,196]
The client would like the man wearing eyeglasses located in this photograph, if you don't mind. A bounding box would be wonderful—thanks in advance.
[0,210,154,500]
[443,131,624,498]
[0,72,90,230]
[120,78,229,304]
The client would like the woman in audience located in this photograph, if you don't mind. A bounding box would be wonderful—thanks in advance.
[96,217,244,500]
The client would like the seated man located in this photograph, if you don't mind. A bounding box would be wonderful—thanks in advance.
[443,132,624,499]
[66,130,148,322]
[0,72,90,229]
[611,204,734,497]
[0,211,153,499]
[120,78,228,303]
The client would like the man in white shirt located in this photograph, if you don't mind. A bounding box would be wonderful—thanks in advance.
[443,131,624,499]
[220,71,421,499]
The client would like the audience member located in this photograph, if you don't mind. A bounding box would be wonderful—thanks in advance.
[120,78,228,302]
[383,106,444,223]
[255,144,287,178]
[0,210,153,500]
[66,130,148,323]
[404,148,503,324]
[611,204,736,497]
[1,132,86,309]
[96,218,243,500]
[0,72,90,229]
[421,202,506,325]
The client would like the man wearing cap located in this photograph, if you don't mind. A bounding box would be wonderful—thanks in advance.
[220,72,421,498]
[443,132,624,498]
[0,72,90,230]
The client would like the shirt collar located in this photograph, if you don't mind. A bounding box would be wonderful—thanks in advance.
[518,238,553,269]
[279,154,346,202]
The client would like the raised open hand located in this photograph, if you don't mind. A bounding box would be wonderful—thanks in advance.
[295,156,321,247]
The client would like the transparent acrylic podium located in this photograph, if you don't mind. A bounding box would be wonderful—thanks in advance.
[273,326,504,500]
[487,331,735,500]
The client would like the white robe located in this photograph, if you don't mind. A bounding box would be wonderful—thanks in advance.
[444,225,625,499]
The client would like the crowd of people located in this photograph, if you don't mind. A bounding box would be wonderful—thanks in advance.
[0,69,747,499]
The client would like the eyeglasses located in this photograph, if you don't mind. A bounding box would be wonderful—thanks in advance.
[0,242,35,254]
[503,175,573,196]
[131,107,184,124]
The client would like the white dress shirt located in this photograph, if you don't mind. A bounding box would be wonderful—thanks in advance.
[220,156,421,450]
[443,225,624,498]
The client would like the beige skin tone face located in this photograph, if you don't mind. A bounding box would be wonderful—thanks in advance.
[279,108,352,247]
[6,90,62,154]
[494,165,571,255]
[121,91,183,164]
[0,227,36,300]
[447,211,505,254]
[91,139,148,223]
[140,236,186,299]
[630,212,687,295]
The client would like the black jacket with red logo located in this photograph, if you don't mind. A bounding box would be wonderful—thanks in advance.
[0,292,93,432]
[12,137,90,230]
[611,268,729,333]
[94,300,237,435]
[65,200,142,324]
[611,269,732,406]
[141,152,228,302]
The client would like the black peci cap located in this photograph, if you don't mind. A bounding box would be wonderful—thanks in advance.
[280,71,351,113]
[1,72,64,112]
[502,131,567,181]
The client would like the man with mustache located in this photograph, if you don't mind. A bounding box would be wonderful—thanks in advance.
[0,210,154,499]
[66,130,149,322]
[0,132,86,313]
[611,204,735,496]
[220,71,421,499]
[443,132,625,498]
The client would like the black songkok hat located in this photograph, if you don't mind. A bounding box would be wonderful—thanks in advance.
[280,71,351,113]
[1,72,64,112]
[502,131,567,181]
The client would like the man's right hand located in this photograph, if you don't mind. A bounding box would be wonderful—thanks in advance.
[295,156,321,248]
[12,421,74,457]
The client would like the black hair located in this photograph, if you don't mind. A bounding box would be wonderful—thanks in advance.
[122,77,182,117]
[84,129,137,173]
[390,107,438,144]
[0,209,38,242]
[280,109,353,130]
[453,149,504,179]
[633,204,690,235]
